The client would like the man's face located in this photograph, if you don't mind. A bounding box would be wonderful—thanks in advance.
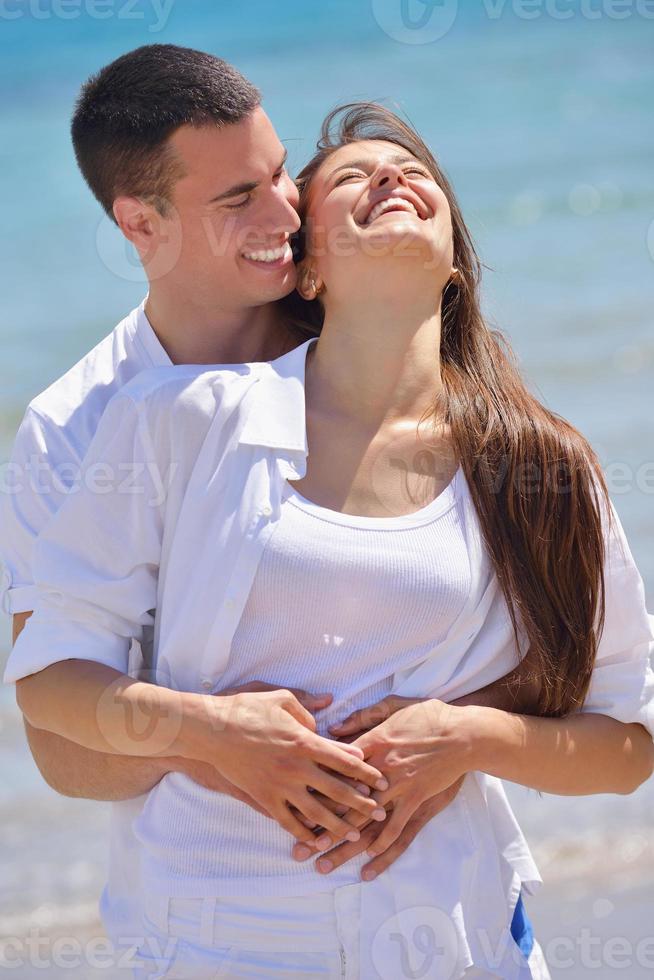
[162,107,300,310]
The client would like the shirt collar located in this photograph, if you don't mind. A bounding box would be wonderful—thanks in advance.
[238,337,318,456]
[132,294,173,367]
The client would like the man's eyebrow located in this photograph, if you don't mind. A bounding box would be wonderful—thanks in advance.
[209,150,289,204]
[209,180,258,204]
[326,153,419,182]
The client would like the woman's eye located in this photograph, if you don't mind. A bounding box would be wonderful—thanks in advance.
[225,194,251,210]
[334,171,366,186]
[404,168,430,178]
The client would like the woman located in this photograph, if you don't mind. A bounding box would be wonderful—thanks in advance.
[11,103,654,979]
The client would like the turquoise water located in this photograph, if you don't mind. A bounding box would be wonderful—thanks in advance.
[1,2,653,962]
[1,2,652,603]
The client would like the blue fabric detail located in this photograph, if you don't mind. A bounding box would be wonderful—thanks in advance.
[510,890,535,958]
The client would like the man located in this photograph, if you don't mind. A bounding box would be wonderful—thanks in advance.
[2,43,538,962]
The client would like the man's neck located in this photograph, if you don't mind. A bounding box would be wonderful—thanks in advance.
[144,291,295,366]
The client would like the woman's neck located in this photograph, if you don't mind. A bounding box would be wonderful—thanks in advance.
[307,295,445,428]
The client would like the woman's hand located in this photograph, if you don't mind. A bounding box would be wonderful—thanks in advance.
[185,687,389,847]
[293,696,475,858]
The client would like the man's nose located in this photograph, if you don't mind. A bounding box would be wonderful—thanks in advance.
[262,185,301,237]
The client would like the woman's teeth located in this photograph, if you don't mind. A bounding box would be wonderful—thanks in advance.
[366,198,419,224]
[242,243,290,263]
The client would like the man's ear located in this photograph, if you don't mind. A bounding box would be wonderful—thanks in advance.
[112,196,182,280]
[112,196,159,255]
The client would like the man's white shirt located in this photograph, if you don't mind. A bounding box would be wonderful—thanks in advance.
[0,296,171,617]
[0,297,171,953]
[3,329,654,978]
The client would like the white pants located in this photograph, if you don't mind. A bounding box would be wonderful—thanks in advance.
[132,886,360,979]
[132,886,551,979]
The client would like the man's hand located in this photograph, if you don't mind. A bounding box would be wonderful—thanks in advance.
[17,661,347,809]
[184,685,386,845]
[292,775,465,881]
[168,755,272,814]
[172,680,348,819]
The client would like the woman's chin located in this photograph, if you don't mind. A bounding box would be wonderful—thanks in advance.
[356,225,446,270]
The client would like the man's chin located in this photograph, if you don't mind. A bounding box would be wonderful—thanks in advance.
[250,265,298,303]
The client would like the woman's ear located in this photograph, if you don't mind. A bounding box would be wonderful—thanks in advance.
[296,263,324,301]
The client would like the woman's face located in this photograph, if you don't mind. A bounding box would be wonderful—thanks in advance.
[301,139,454,302]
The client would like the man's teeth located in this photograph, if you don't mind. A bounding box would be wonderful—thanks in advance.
[366,198,418,224]
[243,244,289,263]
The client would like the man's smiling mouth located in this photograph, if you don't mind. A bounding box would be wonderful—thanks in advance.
[241,241,293,264]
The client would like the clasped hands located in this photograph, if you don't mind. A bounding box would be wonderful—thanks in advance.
[180,681,475,883]
[290,693,474,881]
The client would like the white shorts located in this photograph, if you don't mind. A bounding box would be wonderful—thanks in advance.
[131,885,551,979]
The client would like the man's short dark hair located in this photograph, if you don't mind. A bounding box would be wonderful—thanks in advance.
[71,43,261,222]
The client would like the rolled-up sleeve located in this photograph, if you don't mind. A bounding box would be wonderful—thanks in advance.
[0,408,77,617]
[3,391,165,684]
[578,498,654,738]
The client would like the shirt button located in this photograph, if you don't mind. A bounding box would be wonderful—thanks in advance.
[200,678,213,690]
[225,598,235,609]
[261,504,272,517]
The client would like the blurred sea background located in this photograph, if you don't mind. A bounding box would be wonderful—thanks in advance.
[1,1,653,976]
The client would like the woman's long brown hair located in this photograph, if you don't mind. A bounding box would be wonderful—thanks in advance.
[281,102,612,717]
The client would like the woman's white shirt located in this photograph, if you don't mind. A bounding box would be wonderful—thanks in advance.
[6,337,654,979]
[133,464,472,896]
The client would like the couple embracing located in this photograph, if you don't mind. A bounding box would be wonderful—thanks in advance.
[4,43,653,980]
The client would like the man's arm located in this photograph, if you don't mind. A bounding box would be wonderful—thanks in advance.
[14,612,254,804]
[14,611,181,800]
[13,613,324,811]
[450,645,541,714]
[14,582,538,800]
[24,721,173,800]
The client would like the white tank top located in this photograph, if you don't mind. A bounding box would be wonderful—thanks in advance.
[136,465,473,896]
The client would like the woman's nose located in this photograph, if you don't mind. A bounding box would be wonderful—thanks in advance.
[371,164,408,190]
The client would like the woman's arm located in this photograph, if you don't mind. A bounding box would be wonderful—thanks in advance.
[326,698,654,860]
[462,704,654,795]
[330,694,654,806]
